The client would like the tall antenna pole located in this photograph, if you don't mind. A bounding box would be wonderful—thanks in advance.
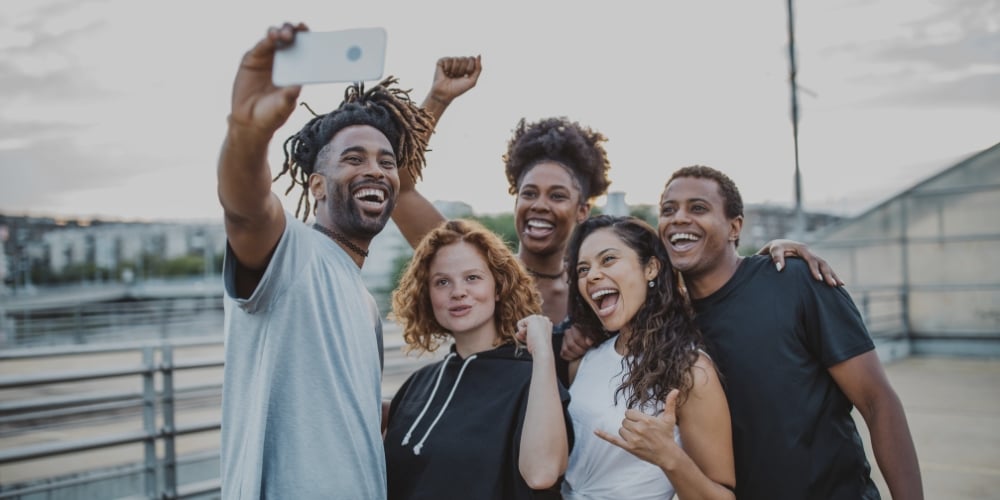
[786,0,806,240]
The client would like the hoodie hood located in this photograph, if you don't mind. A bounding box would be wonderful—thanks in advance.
[450,340,532,362]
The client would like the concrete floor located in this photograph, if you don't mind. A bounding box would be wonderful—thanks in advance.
[856,355,1000,499]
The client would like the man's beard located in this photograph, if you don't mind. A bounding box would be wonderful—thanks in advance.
[337,194,396,241]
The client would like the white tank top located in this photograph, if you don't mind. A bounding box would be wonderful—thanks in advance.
[562,334,680,500]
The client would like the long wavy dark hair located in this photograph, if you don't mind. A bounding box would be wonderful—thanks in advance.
[565,215,703,409]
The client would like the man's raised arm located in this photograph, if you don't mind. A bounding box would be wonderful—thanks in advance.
[218,23,307,270]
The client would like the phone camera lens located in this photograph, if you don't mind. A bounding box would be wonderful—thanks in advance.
[347,46,362,62]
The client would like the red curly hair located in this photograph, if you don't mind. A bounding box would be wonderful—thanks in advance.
[391,219,542,353]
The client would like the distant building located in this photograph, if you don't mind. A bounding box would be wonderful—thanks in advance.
[603,192,630,217]
[741,204,843,253]
[810,142,1000,357]
[0,215,225,290]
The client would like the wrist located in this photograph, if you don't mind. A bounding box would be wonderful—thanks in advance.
[656,444,686,474]
[428,93,452,106]
[529,345,555,363]
[226,115,275,145]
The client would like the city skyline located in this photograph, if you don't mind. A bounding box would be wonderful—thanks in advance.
[1,0,997,223]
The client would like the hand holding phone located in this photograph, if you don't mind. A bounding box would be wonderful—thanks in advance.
[272,27,387,86]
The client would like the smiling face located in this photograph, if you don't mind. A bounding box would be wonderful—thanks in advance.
[574,227,659,334]
[658,176,742,282]
[310,125,400,239]
[428,241,500,340]
[514,162,590,258]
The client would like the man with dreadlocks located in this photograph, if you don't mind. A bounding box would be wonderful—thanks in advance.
[217,23,432,498]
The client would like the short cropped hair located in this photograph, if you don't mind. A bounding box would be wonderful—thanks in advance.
[667,165,744,247]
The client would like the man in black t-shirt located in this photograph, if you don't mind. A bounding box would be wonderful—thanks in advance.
[656,165,923,499]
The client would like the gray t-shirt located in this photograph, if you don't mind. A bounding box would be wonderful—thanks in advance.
[220,214,386,499]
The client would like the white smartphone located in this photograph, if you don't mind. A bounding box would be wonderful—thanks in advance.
[272,28,387,86]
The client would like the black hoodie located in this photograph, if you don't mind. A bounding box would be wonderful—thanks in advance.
[385,342,573,500]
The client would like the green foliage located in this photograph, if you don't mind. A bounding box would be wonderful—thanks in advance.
[389,251,414,292]
[135,253,208,278]
[30,253,215,285]
[470,213,519,253]
[36,262,112,284]
[160,255,207,276]
[629,204,658,227]
[738,245,760,257]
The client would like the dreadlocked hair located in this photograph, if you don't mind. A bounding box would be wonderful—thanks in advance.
[502,116,612,203]
[275,76,434,221]
[564,215,704,411]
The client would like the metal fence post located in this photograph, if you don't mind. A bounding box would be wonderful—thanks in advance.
[160,300,173,341]
[142,347,158,499]
[900,197,912,340]
[161,345,178,499]
[74,305,84,345]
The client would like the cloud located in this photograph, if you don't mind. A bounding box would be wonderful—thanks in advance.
[0,123,150,213]
[0,60,110,104]
[0,0,112,103]
[880,72,1000,108]
[874,0,1000,70]
[814,0,1000,108]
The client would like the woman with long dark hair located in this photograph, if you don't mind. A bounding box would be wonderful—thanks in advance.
[561,215,735,499]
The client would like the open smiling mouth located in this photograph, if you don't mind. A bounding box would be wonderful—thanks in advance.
[524,219,555,238]
[354,187,388,212]
[668,232,700,252]
[590,288,620,317]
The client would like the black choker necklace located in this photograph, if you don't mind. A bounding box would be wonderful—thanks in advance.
[313,223,368,259]
[526,266,565,280]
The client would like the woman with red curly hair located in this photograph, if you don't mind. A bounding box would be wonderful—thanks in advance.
[385,219,572,499]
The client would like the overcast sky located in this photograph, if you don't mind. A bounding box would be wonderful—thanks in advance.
[1,0,997,223]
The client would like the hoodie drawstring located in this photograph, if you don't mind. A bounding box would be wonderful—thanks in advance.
[402,353,478,455]
[401,353,455,447]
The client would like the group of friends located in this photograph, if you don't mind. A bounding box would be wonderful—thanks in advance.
[216,23,923,499]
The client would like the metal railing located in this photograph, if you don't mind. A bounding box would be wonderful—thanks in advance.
[0,338,224,499]
[2,296,224,348]
[852,285,907,340]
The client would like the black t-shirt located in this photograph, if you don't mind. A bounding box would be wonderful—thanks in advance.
[693,255,880,500]
[385,343,573,500]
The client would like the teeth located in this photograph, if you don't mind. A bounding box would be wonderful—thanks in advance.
[355,188,385,202]
[670,233,698,243]
[527,219,554,229]
[590,289,616,300]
